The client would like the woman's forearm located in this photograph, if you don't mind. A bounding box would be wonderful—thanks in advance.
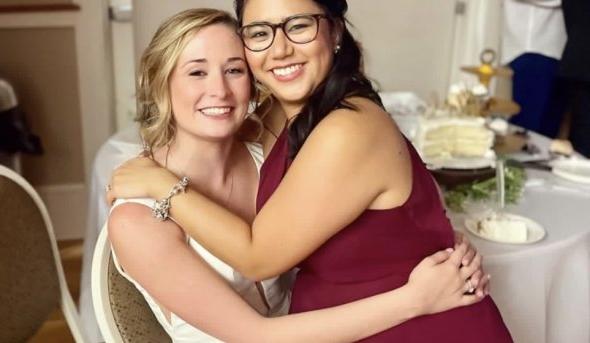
[258,285,420,342]
[111,204,427,342]
[169,189,264,277]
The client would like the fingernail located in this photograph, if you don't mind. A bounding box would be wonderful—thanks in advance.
[462,259,469,265]
[472,278,479,287]
[446,248,454,253]
[487,274,492,280]
[477,290,484,297]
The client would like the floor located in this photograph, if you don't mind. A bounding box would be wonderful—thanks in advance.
[27,239,83,343]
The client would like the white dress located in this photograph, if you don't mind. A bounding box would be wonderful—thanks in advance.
[110,142,291,343]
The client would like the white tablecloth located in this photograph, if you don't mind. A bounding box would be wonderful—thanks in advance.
[79,126,590,343]
[449,131,590,343]
[79,124,142,343]
[450,170,590,343]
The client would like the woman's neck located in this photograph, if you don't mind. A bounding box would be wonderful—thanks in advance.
[154,130,237,189]
[277,99,304,125]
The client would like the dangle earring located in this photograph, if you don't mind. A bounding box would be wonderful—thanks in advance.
[334,44,341,54]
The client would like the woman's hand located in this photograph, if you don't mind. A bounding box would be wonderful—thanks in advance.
[106,157,180,204]
[453,230,489,298]
[406,242,488,316]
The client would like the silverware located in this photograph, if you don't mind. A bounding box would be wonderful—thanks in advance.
[506,159,553,171]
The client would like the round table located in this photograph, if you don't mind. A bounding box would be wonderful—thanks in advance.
[449,131,590,343]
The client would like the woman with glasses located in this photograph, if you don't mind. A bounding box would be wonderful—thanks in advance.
[109,1,512,341]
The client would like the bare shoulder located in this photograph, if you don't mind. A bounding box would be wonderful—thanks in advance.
[308,97,404,154]
[108,203,185,248]
[308,97,413,207]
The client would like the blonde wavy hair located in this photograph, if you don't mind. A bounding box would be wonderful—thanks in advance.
[136,8,260,151]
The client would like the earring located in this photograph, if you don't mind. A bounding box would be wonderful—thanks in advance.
[334,44,341,54]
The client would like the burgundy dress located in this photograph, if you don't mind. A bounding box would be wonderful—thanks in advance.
[257,128,513,342]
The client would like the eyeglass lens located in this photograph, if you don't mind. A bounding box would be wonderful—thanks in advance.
[241,15,319,51]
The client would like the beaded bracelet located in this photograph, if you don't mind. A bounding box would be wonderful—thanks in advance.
[152,176,189,221]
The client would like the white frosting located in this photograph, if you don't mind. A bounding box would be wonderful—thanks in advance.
[414,116,495,159]
[488,118,509,136]
[477,213,528,243]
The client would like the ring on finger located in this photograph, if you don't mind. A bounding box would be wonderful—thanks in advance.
[465,279,475,294]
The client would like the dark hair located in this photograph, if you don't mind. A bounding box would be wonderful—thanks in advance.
[234,0,383,158]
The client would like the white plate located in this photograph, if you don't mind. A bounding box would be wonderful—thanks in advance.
[464,213,546,245]
[552,158,590,184]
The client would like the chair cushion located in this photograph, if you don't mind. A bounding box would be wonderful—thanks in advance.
[108,255,171,342]
[0,175,60,343]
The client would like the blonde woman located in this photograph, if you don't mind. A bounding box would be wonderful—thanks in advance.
[107,8,489,342]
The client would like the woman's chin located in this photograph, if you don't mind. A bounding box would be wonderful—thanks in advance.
[273,92,309,110]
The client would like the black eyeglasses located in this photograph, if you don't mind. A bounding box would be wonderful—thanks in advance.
[239,14,328,52]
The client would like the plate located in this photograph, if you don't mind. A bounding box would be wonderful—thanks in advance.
[551,158,590,184]
[464,213,546,245]
[431,167,495,188]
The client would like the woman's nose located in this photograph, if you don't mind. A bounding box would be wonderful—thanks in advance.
[269,29,294,59]
[207,72,230,98]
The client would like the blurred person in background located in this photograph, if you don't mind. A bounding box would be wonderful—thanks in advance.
[559,0,590,157]
[502,0,567,138]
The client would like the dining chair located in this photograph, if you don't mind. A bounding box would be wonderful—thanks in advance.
[0,165,87,343]
[92,225,171,343]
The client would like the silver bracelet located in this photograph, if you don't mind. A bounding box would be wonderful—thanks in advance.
[152,176,189,221]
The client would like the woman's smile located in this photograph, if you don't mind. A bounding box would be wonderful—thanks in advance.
[270,63,305,80]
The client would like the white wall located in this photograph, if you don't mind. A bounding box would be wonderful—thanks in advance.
[133,0,234,63]
[131,1,502,104]
[110,0,137,130]
[347,0,457,97]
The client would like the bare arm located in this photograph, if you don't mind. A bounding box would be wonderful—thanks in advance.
[109,203,482,342]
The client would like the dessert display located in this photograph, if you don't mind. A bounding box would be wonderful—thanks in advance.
[414,115,495,160]
[412,49,522,170]
[412,83,497,169]
[460,49,520,119]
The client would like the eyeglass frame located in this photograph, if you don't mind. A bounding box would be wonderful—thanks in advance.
[238,13,330,52]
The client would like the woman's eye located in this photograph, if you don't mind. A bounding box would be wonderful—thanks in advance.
[189,70,206,77]
[250,31,268,39]
[289,24,309,32]
[226,68,245,75]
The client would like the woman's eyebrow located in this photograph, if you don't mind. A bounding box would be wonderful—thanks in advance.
[227,57,246,63]
[183,58,207,67]
[243,13,318,26]
[186,58,207,64]
[244,20,268,26]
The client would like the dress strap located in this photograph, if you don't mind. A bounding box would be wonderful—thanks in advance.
[244,141,264,173]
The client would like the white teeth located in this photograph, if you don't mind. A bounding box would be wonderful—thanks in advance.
[272,64,302,77]
[200,107,231,116]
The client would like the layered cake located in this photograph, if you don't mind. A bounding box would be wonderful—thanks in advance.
[414,115,495,161]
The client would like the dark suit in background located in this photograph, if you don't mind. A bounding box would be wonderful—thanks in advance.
[560,0,590,157]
